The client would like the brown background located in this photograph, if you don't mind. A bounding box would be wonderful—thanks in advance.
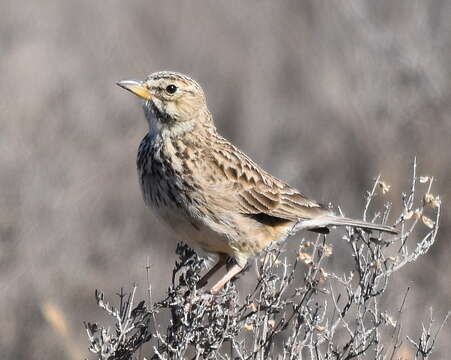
[1,1,450,358]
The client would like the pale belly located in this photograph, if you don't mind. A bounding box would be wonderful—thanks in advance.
[152,205,235,259]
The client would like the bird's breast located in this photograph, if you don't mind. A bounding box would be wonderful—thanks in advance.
[137,132,205,210]
[138,135,178,208]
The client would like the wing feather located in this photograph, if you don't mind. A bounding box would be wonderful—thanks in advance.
[201,137,332,221]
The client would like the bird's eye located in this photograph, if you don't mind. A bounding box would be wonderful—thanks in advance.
[166,84,177,94]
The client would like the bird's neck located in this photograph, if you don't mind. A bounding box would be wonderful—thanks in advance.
[145,106,216,141]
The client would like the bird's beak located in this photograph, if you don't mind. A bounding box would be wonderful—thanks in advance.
[116,80,152,100]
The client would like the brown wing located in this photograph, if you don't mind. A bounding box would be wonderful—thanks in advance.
[201,137,332,221]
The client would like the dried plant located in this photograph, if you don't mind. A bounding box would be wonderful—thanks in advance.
[85,161,448,359]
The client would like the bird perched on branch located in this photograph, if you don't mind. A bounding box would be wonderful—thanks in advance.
[117,71,398,294]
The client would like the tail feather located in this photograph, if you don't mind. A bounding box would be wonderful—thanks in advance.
[327,216,398,234]
[295,215,398,234]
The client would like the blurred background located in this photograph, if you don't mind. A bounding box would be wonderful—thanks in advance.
[1,0,450,358]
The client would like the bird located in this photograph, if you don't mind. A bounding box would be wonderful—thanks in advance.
[116,71,398,294]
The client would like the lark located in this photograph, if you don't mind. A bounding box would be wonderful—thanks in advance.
[117,71,397,294]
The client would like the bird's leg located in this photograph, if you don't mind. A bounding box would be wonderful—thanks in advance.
[210,263,244,295]
[197,254,227,289]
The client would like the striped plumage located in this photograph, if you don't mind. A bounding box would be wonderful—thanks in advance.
[118,71,398,294]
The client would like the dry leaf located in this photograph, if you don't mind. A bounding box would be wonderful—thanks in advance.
[424,193,434,204]
[315,325,326,332]
[244,323,254,331]
[383,313,397,327]
[371,260,381,269]
[322,244,333,257]
[421,215,435,229]
[431,196,441,208]
[267,319,276,328]
[403,210,414,220]
[320,268,328,279]
[247,303,257,312]
[424,193,441,208]
[378,180,391,194]
[298,252,313,265]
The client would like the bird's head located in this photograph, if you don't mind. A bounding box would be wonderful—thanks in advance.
[117,71,210,131]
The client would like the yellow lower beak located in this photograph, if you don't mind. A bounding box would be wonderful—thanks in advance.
[116,80,152,100]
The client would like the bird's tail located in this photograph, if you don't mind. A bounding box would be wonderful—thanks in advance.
[295,215,398,234]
